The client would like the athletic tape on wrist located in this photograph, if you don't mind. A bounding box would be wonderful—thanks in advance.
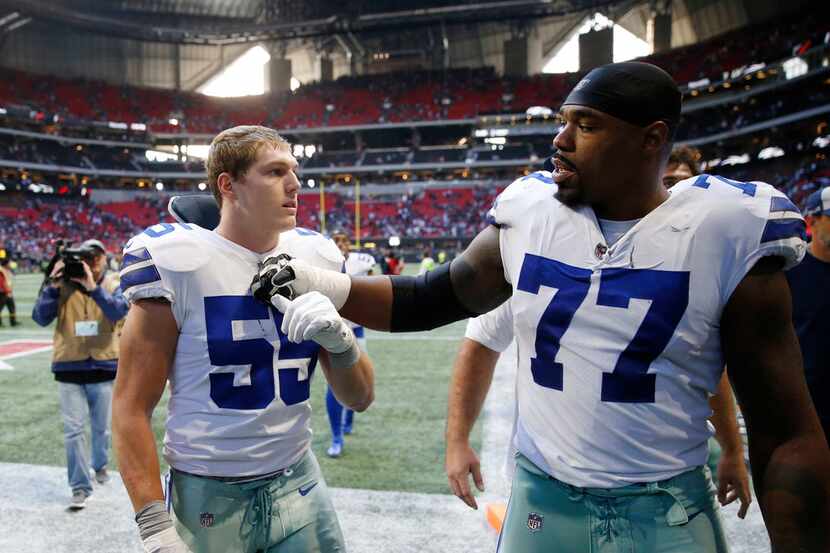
[328,341,361,369]
[135,500,174,542]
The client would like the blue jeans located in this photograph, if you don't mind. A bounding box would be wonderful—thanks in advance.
[58,381,113,494]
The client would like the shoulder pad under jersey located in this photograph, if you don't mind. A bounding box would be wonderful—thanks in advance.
[120,223,212,303]
[280,228,345,272]
[486,171,556,229]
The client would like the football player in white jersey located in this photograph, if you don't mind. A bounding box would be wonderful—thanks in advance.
[112,126,374,553]
[325,230,377,457]
[249,62,830,552]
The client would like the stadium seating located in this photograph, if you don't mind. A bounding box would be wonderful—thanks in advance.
[0,12,825,134]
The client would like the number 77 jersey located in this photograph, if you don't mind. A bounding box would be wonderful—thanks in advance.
[488,172,807,488]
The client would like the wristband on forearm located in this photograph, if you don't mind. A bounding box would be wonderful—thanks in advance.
[328,340,361,369]
[135,500,174,541]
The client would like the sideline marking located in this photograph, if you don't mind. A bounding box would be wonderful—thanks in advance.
[0,339,53,369]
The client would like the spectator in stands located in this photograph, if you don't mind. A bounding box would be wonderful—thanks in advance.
[787,188,830,440]
[663,145,701,188]
[0,257,17,326]
[31,239,129,510]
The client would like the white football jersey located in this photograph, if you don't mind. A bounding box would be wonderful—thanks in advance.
[465,301,514,354]
[344,251,376,277]
[120,223,344,477]
[488,171,806,487]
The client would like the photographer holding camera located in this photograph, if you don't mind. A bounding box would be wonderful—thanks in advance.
[32,239,129,510]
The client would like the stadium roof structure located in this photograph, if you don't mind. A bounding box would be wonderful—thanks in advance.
[1,0,630,44]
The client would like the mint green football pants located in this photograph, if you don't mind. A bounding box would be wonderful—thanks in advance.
[497,454,729,553]
[169,450,345,553]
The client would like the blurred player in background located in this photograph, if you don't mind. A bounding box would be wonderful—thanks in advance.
[326,231,377,457]
[113,126,374,553]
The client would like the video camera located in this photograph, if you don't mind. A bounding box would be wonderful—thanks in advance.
[60,245,98,281]
[42,240,99,283]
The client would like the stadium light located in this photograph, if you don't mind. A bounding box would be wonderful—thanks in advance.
[526,106,553,117]
[814,135,830,148]
[198,182,207,191]
[155,182,164,191]
[758,146,785,160]
[783,57,808,80]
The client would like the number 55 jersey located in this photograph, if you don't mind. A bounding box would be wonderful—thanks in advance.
[488,172,806,488]
[120,223,344,477]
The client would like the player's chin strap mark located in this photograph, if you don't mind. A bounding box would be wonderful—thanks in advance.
[252,254,296,303]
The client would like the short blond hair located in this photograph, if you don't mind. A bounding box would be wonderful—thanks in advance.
[205,125,289,206]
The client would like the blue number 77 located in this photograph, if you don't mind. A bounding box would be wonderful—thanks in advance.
[517,254,689,403]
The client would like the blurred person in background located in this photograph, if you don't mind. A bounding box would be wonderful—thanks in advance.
[788,187,830,440]
[663,145,701,189]
[418,250,436,275]
[31,239,128,510]
[0,257,18,326]
[326,231,377,457]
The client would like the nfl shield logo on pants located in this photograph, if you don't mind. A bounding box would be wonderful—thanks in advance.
[527,512,543,533]
[199,512,215,528]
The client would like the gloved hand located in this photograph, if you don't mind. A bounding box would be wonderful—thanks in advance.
[142,527,192,553]
[251,254,351,310]
[271,292,356,354]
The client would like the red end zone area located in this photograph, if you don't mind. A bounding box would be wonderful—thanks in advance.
[0,340,53,363]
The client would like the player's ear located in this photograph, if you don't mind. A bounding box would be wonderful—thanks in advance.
[642,121,670,156]
[217,172,235,203]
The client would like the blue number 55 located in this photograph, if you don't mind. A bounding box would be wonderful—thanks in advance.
[204,296,318,410]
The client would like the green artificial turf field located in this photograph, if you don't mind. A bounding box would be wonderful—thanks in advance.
[0,271,480,495]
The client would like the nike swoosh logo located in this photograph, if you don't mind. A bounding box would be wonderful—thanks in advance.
[298,482,318,496]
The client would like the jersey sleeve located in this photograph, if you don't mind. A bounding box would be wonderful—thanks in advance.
[753,189,807,270]
[693,177,808,302]
[120,223,210,327]
[464,301,514,353]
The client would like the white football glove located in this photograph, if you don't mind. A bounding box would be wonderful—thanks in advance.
[271,291,356,354]
[142,527,192,553]
[251,254,351,310]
